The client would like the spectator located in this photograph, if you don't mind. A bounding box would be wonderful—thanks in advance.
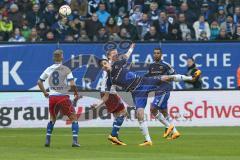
[8,3,23,28]
[168,23,182,40]
[179,2,197,25]
[193,15,211,40]
[69,18,82,40]
[106,17,119,35]
[51,17,70,41]
[136,13,151,40]
[198,31,209,41]
[233,6,240,24]
[37,22,49,39]
[21,20,31,40]
[17,0,32,14]
[28,27,41,42]
[96,3,110,27]
[153,11,171,40]
[93,27,109,42]
[216,27,231,40]
[220,14,235,38]
[148,2,160,21]
[144,26,159,41]
[8,27,26,42]
[200,3,215,23]
[85,13,103,41]
[210,21,220,40]
[70,0,88,17]
[115,7,127,26]
[120,16,139,41]
[26,3,44,28]
[215,6,226,25]
[184,57,202,90]
[0,12,13,41]
[119,27,131,40]
[233,26,240,40]
[44,31,56,41]
[43,3,57,26]
[178,13,195,40]
[78,30,90,42]
[130,5,143,25]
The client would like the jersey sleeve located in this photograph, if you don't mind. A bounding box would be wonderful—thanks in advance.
[39,67,49,81]
[166,63,176,75]
[67,72,74,81]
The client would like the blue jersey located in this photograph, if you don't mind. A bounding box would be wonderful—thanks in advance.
[107,58,142,91]
[145,60,175,77]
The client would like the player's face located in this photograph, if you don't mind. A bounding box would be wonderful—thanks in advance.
[153,50,162,61]
[54,53,63,63]
[108,50,118,62]
[101,60,111,71]
[187,59,194,67]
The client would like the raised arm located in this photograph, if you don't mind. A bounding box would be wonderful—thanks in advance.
[122,43,135,60]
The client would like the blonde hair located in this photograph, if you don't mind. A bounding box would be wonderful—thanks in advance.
[53,49,63,62]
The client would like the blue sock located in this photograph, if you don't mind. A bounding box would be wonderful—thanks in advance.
[46,121,54,144]
[111,116,124,137]
[72,121,79,143]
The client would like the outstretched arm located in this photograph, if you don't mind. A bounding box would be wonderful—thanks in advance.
[91,92,109,109]
[122,43,135,60]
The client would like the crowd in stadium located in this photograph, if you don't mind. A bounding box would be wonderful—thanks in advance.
[0,0,240,42]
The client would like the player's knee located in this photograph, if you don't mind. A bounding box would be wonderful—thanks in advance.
[136,108,144,121]
[69,114,77,121]
[50,116,56,123]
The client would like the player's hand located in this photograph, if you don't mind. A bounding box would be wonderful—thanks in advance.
[74,93,80,101]
[130,43,135,48]
[44,92,49,98]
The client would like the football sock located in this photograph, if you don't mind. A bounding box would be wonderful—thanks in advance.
[138,120,151,142]
[46,121,55,144]
[111,115,124,137]
[155,112,170,128]
[72,121,79,143]
[166,115,178,133]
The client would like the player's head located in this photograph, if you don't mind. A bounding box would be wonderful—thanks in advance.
[107,49,118,62]
[153,48,162,61]
[53,49,63,63]
[187,57,195,67]
[98,59,111,71]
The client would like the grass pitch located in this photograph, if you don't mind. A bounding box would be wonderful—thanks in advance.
[0,127,240,160]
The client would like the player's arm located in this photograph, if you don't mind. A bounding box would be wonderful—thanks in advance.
[122,43,135,60]
[37,79,49,98]
[91,92,110,109]
[67,71,81,101]
[37,68,49,98]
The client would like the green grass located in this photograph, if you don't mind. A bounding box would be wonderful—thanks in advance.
[0,127,240,160]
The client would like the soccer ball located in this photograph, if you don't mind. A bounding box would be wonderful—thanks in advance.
[59,5,72,16]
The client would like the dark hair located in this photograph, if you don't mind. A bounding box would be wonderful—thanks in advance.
[98,59,108,66]
[187,57,195,62]
[154,48,162,51]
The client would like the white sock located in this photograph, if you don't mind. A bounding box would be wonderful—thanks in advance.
[166,115,178,133]
[138,121,151,142]
[155,112,170,127]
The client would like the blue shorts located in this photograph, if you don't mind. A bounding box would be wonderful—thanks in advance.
[131,77,172,109]
[152,91,170,110]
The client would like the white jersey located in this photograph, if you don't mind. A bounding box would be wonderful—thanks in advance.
[100,70,117,94]
[40,63,74,95]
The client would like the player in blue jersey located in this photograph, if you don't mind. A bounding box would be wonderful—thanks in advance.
[145,48,180,140]
[97,44,194,146]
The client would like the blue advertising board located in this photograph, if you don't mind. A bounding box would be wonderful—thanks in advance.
[0,42,239,91]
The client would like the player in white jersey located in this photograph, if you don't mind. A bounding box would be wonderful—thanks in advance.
[37,49,80,147]
[93,49,129,145]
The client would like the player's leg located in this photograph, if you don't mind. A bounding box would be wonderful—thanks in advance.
[103,94,127,145]
[60,96,80,147]
[132,91,152,146]
[108,108,127,145]
[160,109,180,140]
[45,96,57,147]
[150,92,174,138]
